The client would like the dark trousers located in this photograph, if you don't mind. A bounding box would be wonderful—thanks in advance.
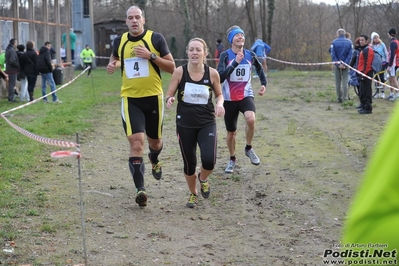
[84,63,92,76]
[359,71,373,111]
[7,73,17,101]
[27,75,37,93]
[27,75,38,101]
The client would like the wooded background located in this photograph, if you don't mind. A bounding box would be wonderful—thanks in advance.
[1,0,398,70]
[93,0,399,70]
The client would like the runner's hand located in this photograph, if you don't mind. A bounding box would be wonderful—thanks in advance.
[107,61,117,74]
[214,104,225,117]
[259,85,266,96]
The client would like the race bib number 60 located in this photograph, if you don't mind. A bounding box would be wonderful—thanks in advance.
[230,65,250,82]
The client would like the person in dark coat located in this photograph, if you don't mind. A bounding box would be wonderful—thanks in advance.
[24,40,39,101]
[16,44,29,101]
[5,38,20,102]
[37,41,61,103]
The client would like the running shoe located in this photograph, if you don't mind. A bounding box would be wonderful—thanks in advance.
[225,160,236,173]
[245,148,260,165]
[381,92,385,99]
[148,153,162,180]
[135,190,147,207]
[387,94,395,101]
[198,173,210,198]
[186,193,198,208]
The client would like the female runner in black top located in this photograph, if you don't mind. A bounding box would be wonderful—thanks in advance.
[165,38,224,208]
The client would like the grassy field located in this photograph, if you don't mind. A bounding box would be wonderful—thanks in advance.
[0,70,123,244]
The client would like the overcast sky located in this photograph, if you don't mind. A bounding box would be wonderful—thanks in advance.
[311,0,390,5]
[311,0,342,4]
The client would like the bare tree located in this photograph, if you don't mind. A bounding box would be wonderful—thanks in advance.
[244,0,257,44]
[267,0,275,45]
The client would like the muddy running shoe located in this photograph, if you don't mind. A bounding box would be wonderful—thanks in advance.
[186,193,198,208]
[148,153,162,180]
[245,148,260,165]
[135,190,147,207]
[198,173,210,198]
[225,160,236,173]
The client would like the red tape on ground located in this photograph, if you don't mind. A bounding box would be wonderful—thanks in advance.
[1,113,79,148]
[51,150,81,158]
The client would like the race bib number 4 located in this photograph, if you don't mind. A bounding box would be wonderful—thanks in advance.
[183,82,210,104]
[124,58,150,79]
[230,65,250,82]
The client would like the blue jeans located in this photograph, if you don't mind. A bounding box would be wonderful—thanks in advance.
[41,72,58,101]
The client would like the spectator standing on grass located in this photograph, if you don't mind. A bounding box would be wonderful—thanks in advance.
[106,6,175,208]
[165,38,224,208]
[62,28,77,64]
[356,35,374,114]
[386,28,399,101]
[330,28,353,103]
[251,38,270,75]
[25,41,39,102]
[348,37,362,109]
[16,44,29,102]
[371,32,389,99]
[217,25,266,174]
[80,44,96,77]
[37,41,61,103]
[5,38,20,103]
[214,39,224,67]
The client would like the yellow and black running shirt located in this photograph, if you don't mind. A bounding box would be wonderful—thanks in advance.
[114,30,168,98]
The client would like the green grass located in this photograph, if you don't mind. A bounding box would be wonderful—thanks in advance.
[0,68,171,244]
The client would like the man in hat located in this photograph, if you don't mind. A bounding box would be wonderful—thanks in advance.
[386,28,399,101]
[217,25,267,173]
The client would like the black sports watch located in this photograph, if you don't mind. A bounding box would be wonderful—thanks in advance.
[150,53,157,60]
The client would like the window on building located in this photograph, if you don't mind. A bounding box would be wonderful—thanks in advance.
[83,0,89,17]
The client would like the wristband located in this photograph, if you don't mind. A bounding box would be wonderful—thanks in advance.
[165,96,171,103]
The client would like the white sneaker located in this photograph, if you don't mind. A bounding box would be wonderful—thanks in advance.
[380,92,385,99]
[373,93,380,99]
[245,148,260,165]
[225,160,236,173]
[53,99,62,103]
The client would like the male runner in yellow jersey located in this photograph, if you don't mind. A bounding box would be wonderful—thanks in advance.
[107,6,175,207]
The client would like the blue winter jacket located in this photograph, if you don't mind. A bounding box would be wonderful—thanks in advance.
[330,36,353,66]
